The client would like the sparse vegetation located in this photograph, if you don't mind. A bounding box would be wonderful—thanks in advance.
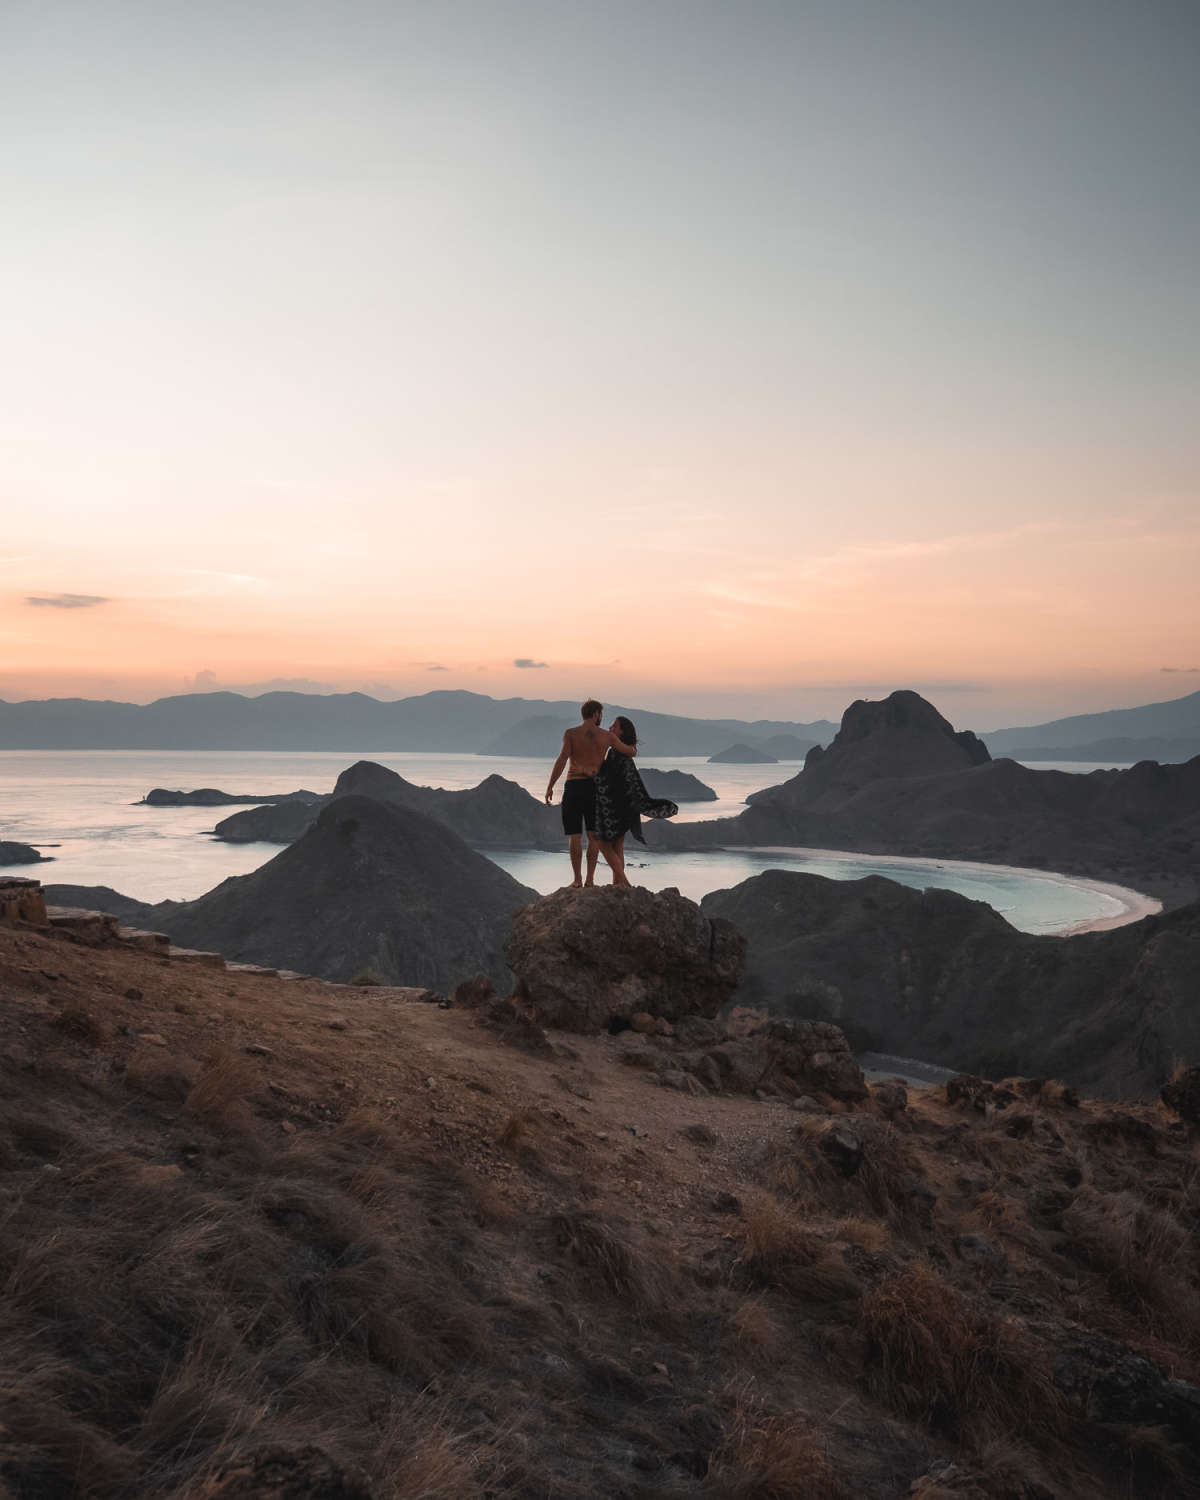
[3,919,1200,1498]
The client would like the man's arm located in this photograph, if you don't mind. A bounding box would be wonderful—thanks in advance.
[545,733,570,803]
[602,730,636,756]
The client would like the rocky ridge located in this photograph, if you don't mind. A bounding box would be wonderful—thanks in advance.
[702,869,1200,1097]
[149,795,538,990]
[653,690,1200,906]
[3,883,1200,1497]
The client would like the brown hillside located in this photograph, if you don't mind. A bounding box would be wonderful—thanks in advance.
[3,916,1200,1499]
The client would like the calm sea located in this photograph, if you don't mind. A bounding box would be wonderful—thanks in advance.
[1,750,1140,934]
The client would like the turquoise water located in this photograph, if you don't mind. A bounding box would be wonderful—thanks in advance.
[1,749,1146,933]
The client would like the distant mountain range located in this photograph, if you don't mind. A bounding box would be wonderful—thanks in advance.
[0,688,835,757]
[3,684,1199,763]
[982,687,1200,763]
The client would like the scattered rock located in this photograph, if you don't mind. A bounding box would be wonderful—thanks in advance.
[711,1191,741,1214]
[327,1017,349,1031]
[789,1094,824,1113]
[1050,1327,1200,1443]
[1161,1065,1200,1125]
[245,1044,275,1058]
[819,1120,863,1177]
[673,1015,724,1048]
[631,1011,657,1034]
[681,1123,717,1147]
[674,1018,867,1103]
[696,1054,723,1092]
[660,1069,703,1094]
[481,995,553,1056]
[137,1032,168,1047]
[871,1080,908,1118]
[945,1074,1017,1113]
[453,973,496,1009]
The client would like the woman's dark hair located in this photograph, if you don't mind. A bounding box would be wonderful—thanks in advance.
[613,715,637,747]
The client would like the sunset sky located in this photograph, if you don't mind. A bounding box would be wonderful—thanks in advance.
[3,0,1197,728]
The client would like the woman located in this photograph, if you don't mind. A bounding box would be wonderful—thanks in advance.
[591,716,678,885]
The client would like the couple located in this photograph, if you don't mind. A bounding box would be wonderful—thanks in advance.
[544,699,678,887]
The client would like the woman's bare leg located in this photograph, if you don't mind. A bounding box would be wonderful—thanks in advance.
[584,835,601,887]
[601,837,630,887]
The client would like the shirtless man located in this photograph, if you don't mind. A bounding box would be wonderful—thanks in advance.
[545,698,637,887]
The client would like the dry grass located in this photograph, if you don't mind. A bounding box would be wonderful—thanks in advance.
[183,1045,257,1130]
[8,924,1200,1500]
[1061,1187,1200,1351]
[703,1405,851,1499]
[860,1261,1064,1444]
[549,1207,679,1321]
[734,1192,863,1310]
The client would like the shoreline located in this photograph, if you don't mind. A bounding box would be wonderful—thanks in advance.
[731,845,1162,937]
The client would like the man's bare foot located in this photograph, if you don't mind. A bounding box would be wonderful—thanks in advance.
[570,880,583,888]
[584,878,595,887]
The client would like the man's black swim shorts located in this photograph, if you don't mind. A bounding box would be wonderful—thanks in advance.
[561,776,596,836]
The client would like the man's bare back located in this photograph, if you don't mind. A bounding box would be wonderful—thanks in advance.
[563,722,614,780]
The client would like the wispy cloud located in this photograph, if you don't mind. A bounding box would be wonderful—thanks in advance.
[1161,666,1200,674]
[514,657,548,669]
[410,660,447,672]
[180,569,260,585]
[26,593,109,609]
[702,523,1068,613]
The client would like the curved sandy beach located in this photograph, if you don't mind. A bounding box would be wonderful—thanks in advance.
[739,846,1162,937]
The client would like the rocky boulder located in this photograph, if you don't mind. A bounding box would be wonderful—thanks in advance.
[638,768,718,802]
[1161,1065,1200,1125]
[674,1017,868,1102]
[708,742,777,763]
[506,885,744,1033]
[0,840,49,865]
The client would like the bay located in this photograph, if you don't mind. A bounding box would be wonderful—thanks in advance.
[0,750,1148,934]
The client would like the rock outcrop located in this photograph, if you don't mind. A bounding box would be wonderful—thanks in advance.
[1,876,48,923]
[670,1017,868,1102]
[213,800,320,844]
[150,795,537,990]
[702,868,1200,1097]
[0,840,48,865]
[637,768,718,802]
[213,759,562,849]
[43,884,158,924]
[707,742,778,763]
[506,885,744,1032]
[141,787,321,807]
[651,691,1200,906]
